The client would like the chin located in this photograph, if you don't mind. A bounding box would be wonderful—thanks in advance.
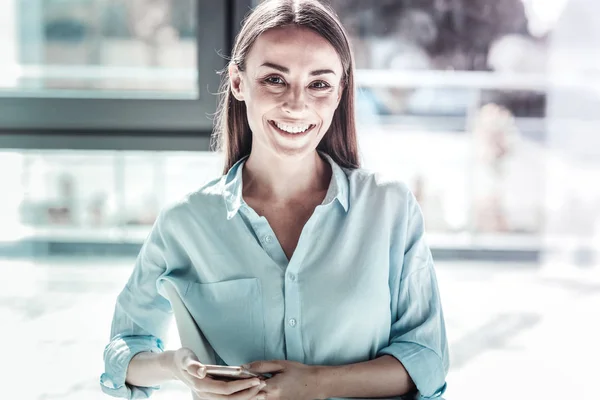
[271,145,317,159]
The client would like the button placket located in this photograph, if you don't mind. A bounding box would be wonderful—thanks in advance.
[283,209,323,362]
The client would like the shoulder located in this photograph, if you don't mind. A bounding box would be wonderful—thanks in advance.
[345,167,415,207]
[155,175,226,227]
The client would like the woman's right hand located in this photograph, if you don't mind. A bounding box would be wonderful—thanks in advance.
[169,348,266,400]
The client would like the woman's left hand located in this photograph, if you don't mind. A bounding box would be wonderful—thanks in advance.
[243,360,323,400]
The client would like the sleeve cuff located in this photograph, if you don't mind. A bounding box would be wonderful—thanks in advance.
[378,342,447,399]
[100,335,164,399]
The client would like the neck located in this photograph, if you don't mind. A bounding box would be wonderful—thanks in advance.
[242,150,331,203]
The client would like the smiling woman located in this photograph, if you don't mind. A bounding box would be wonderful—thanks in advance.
[213,0,359,173]
[227,25,345,164]
[100,1,449,400]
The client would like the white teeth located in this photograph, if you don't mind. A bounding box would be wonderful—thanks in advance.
[274,121,310,134]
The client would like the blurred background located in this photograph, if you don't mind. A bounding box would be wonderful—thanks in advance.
[1,0,599,399]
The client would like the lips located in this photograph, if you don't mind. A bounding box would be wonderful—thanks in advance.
[268,120,316,136]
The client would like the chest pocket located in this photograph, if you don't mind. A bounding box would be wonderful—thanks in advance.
[183,278,266,365]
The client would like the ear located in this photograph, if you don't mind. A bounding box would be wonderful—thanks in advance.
[335,81,344,107]
[229,63,245,101]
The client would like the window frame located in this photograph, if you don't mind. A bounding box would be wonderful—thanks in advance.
[0,0,246,151]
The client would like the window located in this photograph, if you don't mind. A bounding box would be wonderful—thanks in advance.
[1,0,197,97]
[0,0,227,136]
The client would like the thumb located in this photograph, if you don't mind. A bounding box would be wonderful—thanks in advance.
[193,364,207,379]
[184,359,206,379]
[243,361,285,374]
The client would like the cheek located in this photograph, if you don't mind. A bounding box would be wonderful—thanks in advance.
[313,95,340,121]
[247,87,280,114]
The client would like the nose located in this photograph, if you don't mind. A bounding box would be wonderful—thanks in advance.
[282,86,306,115]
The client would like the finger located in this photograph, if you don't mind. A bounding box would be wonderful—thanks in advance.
[254,391,267,400]
[196,383,264,400]
[219,381,267,400]
[243,361,285,374]
[184,360,207,379]
[193,376,263,395]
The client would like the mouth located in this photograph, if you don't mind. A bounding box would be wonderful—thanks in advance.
[268,120,316,137]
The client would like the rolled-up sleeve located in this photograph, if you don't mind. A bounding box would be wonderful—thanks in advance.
[100,333,164,398]
[101,209,183,398]
[377,191,450,399]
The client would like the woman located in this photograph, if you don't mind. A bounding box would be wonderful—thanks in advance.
[100,1,449,399]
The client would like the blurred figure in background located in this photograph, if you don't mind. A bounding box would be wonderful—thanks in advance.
[471,103,544,234]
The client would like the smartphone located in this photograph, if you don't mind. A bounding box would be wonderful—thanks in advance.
[204,365,270,380]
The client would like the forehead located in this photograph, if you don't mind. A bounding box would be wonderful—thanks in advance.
[246,25,343,74]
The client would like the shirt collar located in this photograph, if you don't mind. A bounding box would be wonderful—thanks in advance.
[222,155,248,220]
[223,152,349,220]
[320,152,350,212]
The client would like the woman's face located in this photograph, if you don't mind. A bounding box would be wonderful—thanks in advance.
[229,25,344,160]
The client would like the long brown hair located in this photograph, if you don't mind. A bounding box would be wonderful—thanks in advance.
[212,0,360,174]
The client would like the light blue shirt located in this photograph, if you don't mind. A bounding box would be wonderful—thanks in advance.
[100,153,449,399]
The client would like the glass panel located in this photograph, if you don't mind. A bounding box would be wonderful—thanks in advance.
[4,149,222,238]
[0,0,197,98]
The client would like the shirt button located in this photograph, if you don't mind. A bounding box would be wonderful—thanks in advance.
[288,273,296,282]
[288,318,297,327]
[263,235,273,243]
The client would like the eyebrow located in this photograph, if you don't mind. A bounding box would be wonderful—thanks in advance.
[260,62,336,76]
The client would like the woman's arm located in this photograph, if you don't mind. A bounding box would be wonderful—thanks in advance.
[365,189,449,398]
[315,355,415,399]
[101,208,186,398]
[244,356,415,399]
[312,188,449,399]
[125,350,177,387]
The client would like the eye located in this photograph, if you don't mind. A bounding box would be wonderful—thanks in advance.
[311,80,331,90]
[265,75,285,85]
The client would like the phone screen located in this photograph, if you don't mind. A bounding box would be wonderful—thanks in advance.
[205,366,259,380]
[204,365,272,380]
